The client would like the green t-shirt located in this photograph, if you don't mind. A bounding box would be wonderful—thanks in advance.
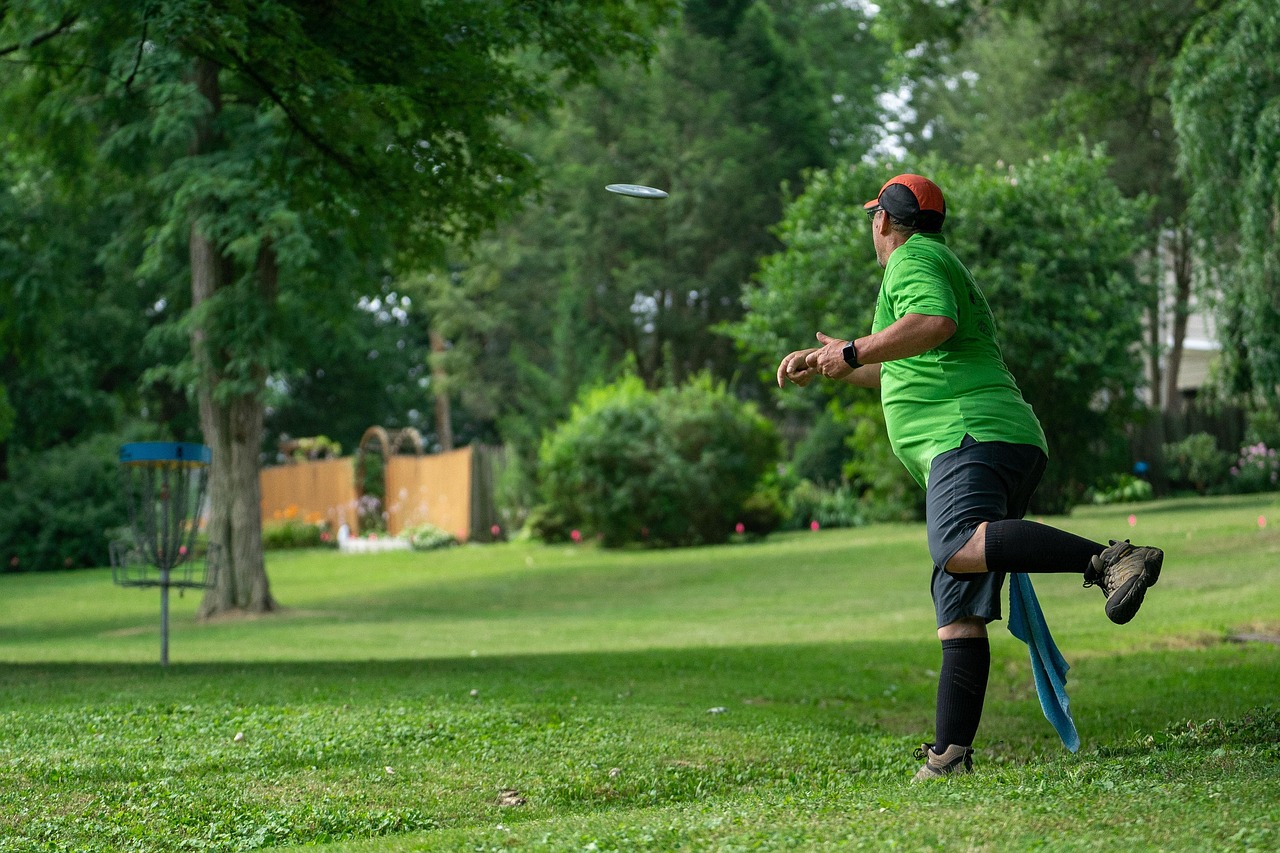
[872,232,1047,488]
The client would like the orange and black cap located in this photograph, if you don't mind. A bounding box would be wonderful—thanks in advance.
[863,174,946,232]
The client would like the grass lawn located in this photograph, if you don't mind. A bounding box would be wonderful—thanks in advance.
[1,493,1278,851]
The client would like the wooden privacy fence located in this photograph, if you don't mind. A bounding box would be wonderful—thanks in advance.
[260,445,502,542]
[385,446,472,540]
[260,457,357,532]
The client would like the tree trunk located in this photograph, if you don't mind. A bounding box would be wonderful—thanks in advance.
[1162,223,1194,415]
[188,56,276,618]
[1146,245,1163,411]
[429,327,454,452]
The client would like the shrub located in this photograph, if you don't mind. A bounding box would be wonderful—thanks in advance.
[1087,473,1155,505]
[840,400,925,522]
[785,479,864,530]
[737,480,787,536]
[262,519,332,550]
[1228,443,1280,494]
[534,375,781,547]
[402,523,459,551]
[789,410,854,486]
[0,434,128,571]
[356,493,387,534]
[1162,432,1232,494]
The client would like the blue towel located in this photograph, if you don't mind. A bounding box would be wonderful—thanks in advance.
[1007,573,1080,752]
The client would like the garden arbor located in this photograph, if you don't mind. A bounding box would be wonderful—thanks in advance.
[354,426,424,534]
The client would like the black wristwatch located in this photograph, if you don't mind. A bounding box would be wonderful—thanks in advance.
[841,340,861,369]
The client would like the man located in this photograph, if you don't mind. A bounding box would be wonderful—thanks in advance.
[775,174,1164,782]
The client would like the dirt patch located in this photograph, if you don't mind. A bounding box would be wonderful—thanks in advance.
[197,607,336,625]
[1228,632,1280,646]
[1227,620,1280,646]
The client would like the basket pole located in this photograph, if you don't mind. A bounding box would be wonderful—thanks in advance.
[159,568,171,667]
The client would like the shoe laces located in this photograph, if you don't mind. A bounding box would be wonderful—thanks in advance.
[1082,540,1128,590]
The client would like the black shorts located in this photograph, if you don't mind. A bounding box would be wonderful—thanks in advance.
[925,435,1047,628]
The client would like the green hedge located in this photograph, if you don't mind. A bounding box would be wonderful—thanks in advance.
[533,375,781,547]
[0,434,127,571]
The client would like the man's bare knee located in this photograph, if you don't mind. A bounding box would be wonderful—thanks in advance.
[944,522,989,574]
[938,617,987,640]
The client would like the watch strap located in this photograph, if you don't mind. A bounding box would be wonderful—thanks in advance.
[841,341,861,369]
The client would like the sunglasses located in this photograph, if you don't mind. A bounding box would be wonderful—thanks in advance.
[865,205,883,221]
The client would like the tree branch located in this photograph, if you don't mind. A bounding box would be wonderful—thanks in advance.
[0,11,79,58]
[123,21,148,91]
[228,53,370,182]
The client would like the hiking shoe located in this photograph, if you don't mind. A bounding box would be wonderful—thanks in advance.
[911,743,974,782]
[1083,539,1163,625]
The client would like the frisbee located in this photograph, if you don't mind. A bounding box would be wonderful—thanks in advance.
[605,183,669,199]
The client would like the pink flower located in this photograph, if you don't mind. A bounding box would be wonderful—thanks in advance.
[735,522,745,534]
[1259,515,1267,529]
[810,520,820,531]
[490,524,501,537]
[1128,514,1137,527]
[570,529,582,543]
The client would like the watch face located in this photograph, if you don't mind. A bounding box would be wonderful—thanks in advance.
[842,342,859,368]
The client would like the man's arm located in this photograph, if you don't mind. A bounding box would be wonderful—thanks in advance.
[838,363,882,388]
[808,313,957,381]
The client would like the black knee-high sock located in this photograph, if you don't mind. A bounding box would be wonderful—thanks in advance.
[934,637,990,750]
[985,519,1105,575]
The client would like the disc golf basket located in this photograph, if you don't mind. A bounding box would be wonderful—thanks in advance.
[109,442,218,666]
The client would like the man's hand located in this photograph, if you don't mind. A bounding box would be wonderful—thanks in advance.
[776,347,819,388]
[811,332,854,380]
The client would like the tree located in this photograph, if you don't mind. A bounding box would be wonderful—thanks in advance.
[1171,0,1280,407]
[263,293,443,457]
[876,0,1221,414]
[729,151,1150,513]
[0,124,181,471]
[417,0,884,470]
[0,1,673,613]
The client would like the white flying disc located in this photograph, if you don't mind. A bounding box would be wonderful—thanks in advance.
[606,183,669,199]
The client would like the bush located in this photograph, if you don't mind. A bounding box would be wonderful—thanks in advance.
[402,523,459,551]
[840,400,925,522]
[1162,432,1232,494]
[262,519,332,550]
[738,480,787,536]
[0,434,128,571]
[1228,443,1280,494]
[784,479,864,530]
[533,375,781,547]
[789,410,854,486]
[1087,473,1155,505]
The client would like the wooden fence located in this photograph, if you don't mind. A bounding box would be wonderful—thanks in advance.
[259,457,358,532]
[260,445,502,542]
[385,446,472,540]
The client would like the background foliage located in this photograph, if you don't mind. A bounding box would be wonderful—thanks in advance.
[1171,0,1280,405]
[534,375,780,546]
[0,433,129,571]
[730,150,1150,513]
[3,0,1280,564]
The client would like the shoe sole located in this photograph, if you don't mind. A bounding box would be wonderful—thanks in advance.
[1104,549,1163,624]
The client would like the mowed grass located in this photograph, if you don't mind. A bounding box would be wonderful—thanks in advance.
[1,493,1278,851]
